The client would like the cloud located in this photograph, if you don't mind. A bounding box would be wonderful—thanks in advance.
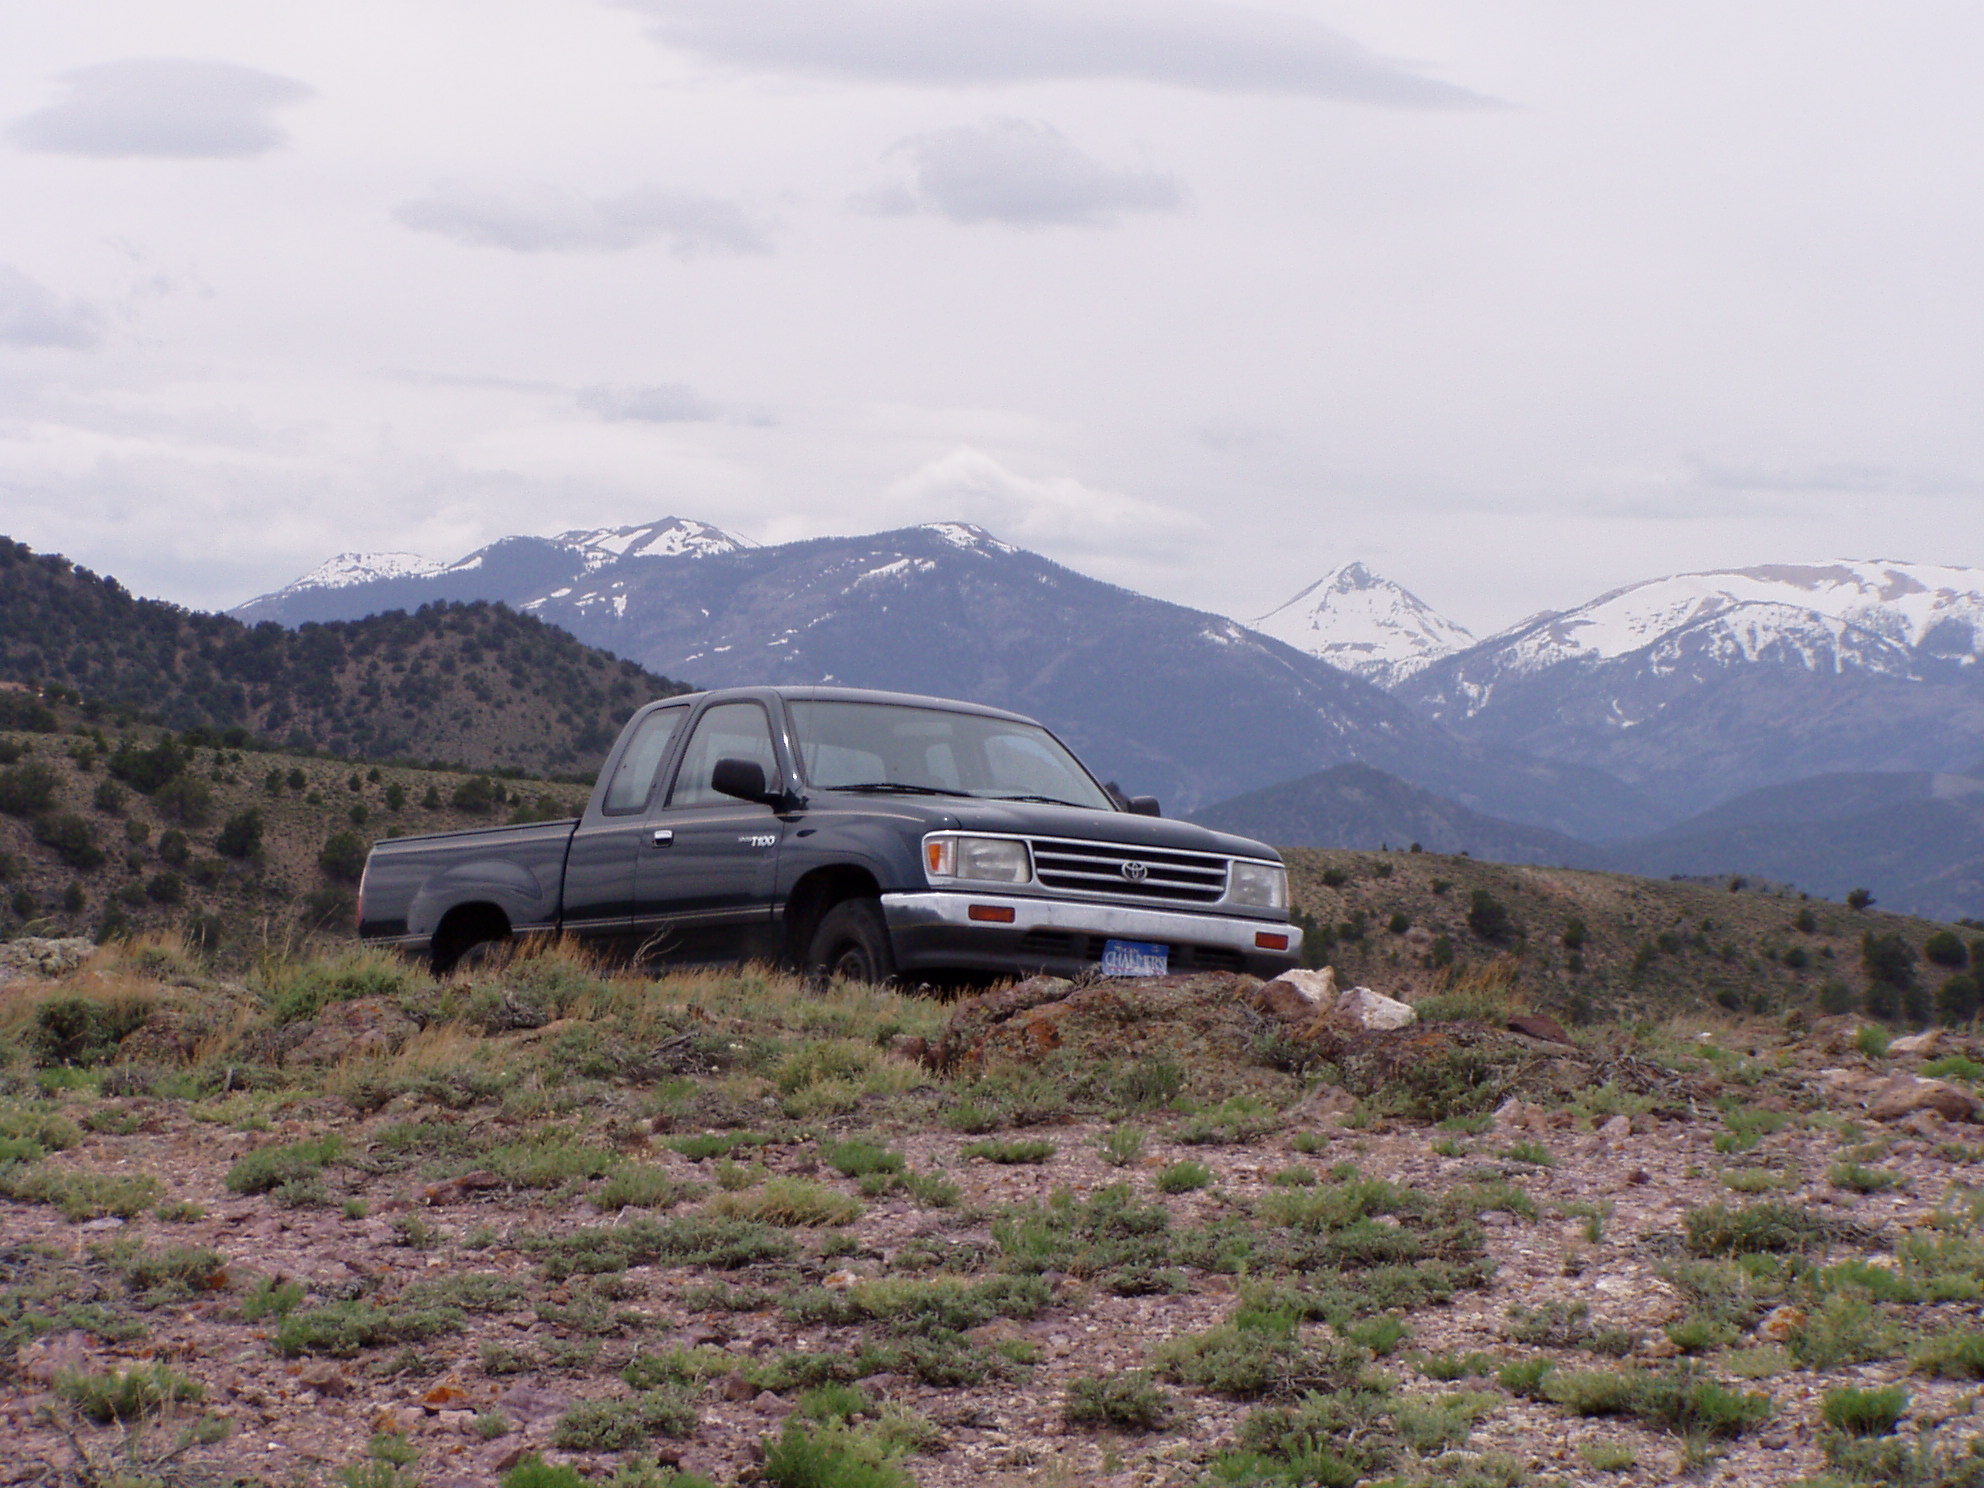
[577,383,722,422]
[393,182,770,256]
[883,447,1200,555]
[860,118,1184,227]
[7,58,313,159]
[0,266,100,349]
[624,0,1485,105]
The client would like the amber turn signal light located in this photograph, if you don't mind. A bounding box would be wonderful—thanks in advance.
[1255,932,1289,951]
[968,904,1017,923]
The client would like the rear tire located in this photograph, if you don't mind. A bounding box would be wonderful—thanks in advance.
[806,898,897,987]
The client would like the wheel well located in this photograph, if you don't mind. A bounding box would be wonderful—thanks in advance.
[431,902,512,972]
[782,866,882,967]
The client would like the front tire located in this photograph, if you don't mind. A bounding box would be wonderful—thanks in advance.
[806,898,897,987]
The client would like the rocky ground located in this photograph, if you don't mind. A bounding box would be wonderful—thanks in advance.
[3,939,1984,1488]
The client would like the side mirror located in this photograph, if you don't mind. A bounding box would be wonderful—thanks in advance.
[712,757,774,805]
[1128,796,1162,817]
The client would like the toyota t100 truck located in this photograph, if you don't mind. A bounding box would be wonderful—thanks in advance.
[358,685,1302,982]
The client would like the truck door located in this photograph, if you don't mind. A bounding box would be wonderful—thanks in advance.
[561,702,690,945]
[633,699,784,960]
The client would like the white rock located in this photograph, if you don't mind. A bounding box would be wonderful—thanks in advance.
[1889,1030,1941,1056]
[1332,986,1418,1031]
[1265,967,1337,1005]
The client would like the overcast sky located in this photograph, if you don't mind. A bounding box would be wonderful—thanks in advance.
[2,1,1980,635]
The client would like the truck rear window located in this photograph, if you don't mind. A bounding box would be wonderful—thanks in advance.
[602,704,688,813]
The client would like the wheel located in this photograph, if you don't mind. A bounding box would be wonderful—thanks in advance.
[433,928,511,977]
[806,898,897,986]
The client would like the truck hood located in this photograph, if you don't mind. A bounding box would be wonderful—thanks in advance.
[810,792,1283,863]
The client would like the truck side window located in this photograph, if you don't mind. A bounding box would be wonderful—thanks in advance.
[601,704,689,814]
[668,702,780,808]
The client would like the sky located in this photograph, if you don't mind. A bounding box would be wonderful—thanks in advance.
[2,1,1980,637]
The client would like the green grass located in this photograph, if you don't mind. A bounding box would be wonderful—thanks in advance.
[1912,1328,1984,1379]
[225,1135,345,1195]
[707,1177,861,1227]
[1100,1125,1147,1167]
[1542,1363,1771,1439]
[1157,1160,1215,1193]
[549,1389,698,1449]
[960,1138,1056,1165]
[1,1165,164,1220]
[820,1139,905,1179]
[1684,1200,1831,1256]
[592,1164,688,1211]
[1830,1161,1906,1194]
[54,1363,204,1423]
[274,1300,466,1357]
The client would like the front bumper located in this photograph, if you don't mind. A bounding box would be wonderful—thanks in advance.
[879,890,1301,980]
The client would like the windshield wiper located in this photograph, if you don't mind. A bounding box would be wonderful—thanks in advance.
[832,782,971,797]
[985,794,1090,808]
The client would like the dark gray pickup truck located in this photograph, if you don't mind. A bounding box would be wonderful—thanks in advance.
[358,685,1301,982]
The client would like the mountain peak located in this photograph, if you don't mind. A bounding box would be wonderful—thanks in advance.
[917,521,1018,555]
[1248,563,1474,688]
[279,551,447,593]
[552,517,752,570]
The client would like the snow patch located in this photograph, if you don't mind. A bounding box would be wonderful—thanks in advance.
[1249,562,1475,687]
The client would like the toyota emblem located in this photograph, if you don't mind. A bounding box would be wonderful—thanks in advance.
[1120,860,1148,882]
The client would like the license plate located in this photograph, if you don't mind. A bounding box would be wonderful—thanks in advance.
[1100,938,1170,977]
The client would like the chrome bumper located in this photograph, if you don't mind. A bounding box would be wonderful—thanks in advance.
[879,891,1301,956]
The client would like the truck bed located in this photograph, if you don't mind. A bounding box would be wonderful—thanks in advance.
[358,817,578,944]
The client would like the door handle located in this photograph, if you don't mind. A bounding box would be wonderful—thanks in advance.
[651,829,674,848]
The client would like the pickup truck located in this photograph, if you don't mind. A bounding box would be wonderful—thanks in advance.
[358,685,1302,982]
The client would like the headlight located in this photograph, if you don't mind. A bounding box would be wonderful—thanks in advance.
[923,834,1031,885]
[1228,860,1288,910]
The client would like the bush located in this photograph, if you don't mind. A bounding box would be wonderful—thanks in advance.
[153,775,214,826]
[1823,1384,1908,1437]
[54,1363,203,1423]
[227,1136,345,1195]
[1937,974,1981,1027]
[107,737,185,793]
[1863,932,1918,994]
[500,1459,585,1488]
[0,695,58,732]
[761,1419,915,1488]
[216,808,263,860]
[452,776,504,814]
[1063,1370,1174,1430]
[157,827,190,865]
[145,871,184,905]
[1466,890,1514,943]
[550,1389,697,1449]
[1925,931,1970,968]
[961,1138,1055,1165]
[1684,1202,1830,1257]
[1156,1160,1215,1194]
[29,994,152,1066]
[34,811,103,869]
[1847,887,1875,910]
[320,830,369,883]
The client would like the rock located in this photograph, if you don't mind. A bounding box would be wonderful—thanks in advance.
[421,1384,472,1410]
[1266,967,1336,1004]
[1641,1335,1680,1359]
[494,1385,571,1425]
[1868,1073,1981,1124]
[753,1390,784,1414]
[1257,977,1326,1024]
[1507,1014,1575,1046]
[1330,987,1417,1032]
[421,1170,503,1205]
[887,1034,930,1065]
[1898,1109,1947,1139]
[1402,926,1435,949]
[17,1329,95,1384]
[298,1363,349,1397]
[0,936,97,980]
[1889,1030,1941,1057]
[1492,1097,1528,1129]
[284,998,419,1065]
[1598,1115,1633,1141]
[118,1008,208,1064]
[1757,1305,1805,1343]
[437,1410,477,1435]
[718,1374,758,1403]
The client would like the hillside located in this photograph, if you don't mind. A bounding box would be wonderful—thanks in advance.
[0,536,689,776]
[1607,769,1984,924]
[1191,763,1598,868]
[1279,844,1982,1028]
[1,703,592,954]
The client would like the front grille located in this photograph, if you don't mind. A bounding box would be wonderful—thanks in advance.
[1027,837,1228,903]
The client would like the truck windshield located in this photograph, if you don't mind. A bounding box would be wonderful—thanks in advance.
[786,700,1115,811]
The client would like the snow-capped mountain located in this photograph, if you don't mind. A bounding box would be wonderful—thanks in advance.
[1400,560,1984,820]
[555,518,751,570]
[230,517,748,625]
[1248,562,1475,688]
[266,551,449,594]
